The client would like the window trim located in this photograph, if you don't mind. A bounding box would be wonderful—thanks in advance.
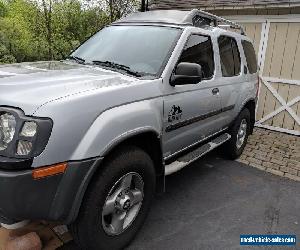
[218,35,242,78]
[172,32,216,82]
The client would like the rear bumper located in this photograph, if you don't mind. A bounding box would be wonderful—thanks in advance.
[0,157,102,225]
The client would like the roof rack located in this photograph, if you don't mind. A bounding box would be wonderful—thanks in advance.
[184,9,245,35]
[115,9,245,35]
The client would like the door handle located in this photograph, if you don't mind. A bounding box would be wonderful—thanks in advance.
[212,88,219,95]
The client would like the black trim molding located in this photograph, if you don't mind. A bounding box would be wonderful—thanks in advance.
[166,105,235,132]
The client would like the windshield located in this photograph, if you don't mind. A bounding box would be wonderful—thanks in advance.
[71,25,181,77]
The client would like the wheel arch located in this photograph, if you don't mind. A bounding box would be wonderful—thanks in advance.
[100,129,165,193]
[67,129,165,225]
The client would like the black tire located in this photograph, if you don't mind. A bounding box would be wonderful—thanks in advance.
[70,146,156,250]
[225,108,251,159]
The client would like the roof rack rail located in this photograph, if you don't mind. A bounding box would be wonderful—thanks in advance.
[185,9,245,35]
[115,9,245,35]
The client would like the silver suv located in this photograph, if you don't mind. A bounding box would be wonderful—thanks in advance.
[0,9,258,250]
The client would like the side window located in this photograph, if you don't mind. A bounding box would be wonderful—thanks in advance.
[242,40,258,74]
[218,36,241,77]
[179,34,214,79]
[232,39,241,75]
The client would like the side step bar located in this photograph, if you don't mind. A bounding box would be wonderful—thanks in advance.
[165,133,231,176]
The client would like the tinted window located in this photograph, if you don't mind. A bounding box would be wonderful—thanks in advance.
[179,34,214,79]
[218,36,241,77]
[232,39,241,74]
[242,40,258,74]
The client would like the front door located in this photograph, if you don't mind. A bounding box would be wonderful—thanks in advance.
[162,34,223,159]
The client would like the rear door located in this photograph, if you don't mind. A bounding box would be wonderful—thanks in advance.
[217,35,244,126]
[242,39,258,94]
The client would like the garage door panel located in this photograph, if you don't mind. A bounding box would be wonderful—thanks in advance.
[253,23,262,55]
[292,31,300,80]
[263,93,281,119]
[293,101,300,131]
[292,103,298,113]
[264,110,284,125]
[295,104,300,131]
[283,111,296,130]
[263,110,298,131]
[267,23,289,78]
[257,83,268,120]
[282,111,295,130]
[272,83,290,127]
[255,22,275,122]
[281,23,300,79]
[243,23,255,38]
[261,82,279,120]
[256,21,300,134]
[287,84,300,133]
[263,23,277,77]
[287,85,300,103]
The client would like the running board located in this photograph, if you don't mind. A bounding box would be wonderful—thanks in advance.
[165,133,231,176]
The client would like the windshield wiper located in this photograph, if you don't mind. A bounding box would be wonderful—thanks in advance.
[92,60,142,77]
[67,56,86,64]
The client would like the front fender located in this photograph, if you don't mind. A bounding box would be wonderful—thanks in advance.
[70,98,163,160]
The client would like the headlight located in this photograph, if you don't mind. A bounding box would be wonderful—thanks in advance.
[17,140,33,156]
[0,107,53,159]
[21,121,37,137]
[0,113,17,151]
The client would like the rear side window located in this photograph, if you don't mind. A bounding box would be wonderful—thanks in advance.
[242,40,258,74]
[218,36,241,77]
[179,34,214,79]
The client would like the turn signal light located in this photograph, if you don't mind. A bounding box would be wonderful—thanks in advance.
[32,163,67,179]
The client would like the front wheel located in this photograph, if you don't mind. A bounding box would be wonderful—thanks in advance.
[225,108,251,159]
[70,146,156,250]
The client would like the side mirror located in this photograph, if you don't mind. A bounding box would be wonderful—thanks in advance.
[170,62,202,86]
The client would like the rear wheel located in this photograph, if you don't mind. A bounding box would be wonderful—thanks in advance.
[225,108,250,159]
[70,146,156,250]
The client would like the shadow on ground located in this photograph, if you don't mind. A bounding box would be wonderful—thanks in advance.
[61,150,300,250]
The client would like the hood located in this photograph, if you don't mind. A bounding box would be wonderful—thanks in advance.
[0,61,136,115]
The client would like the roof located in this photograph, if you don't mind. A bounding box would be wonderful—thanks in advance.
[150,0,300,10]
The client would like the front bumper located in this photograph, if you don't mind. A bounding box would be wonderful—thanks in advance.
[0,157,102,225]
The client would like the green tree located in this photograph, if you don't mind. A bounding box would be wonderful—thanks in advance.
[0,0,137,64]
[50,0,109,59]
[0,0,47,62]
[105,0,139,22]
[0,1,7,17]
